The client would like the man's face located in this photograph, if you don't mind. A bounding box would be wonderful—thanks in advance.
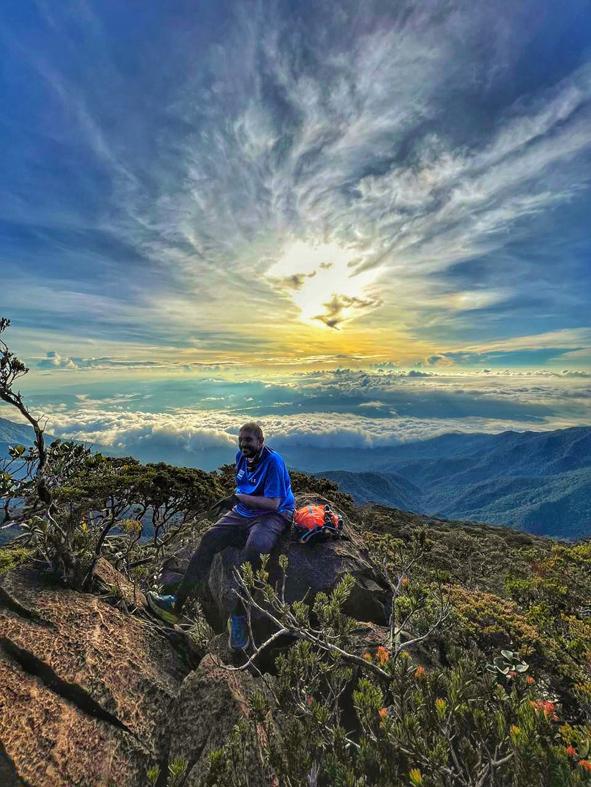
[239,429,263,458]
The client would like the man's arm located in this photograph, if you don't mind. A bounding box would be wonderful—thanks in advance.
[235,493,280,511]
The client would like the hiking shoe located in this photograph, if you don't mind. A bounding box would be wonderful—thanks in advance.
[228,614,249,651]
[147,592,179,624]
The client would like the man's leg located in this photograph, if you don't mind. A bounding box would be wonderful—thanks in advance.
[231,512,290,615]
[174,510,249,612]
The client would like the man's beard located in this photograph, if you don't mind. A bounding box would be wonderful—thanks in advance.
[245,446,262,464]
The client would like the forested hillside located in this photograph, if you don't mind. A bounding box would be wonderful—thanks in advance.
[318,427,591,539]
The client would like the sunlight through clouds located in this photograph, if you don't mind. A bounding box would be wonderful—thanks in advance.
[266,240,384,329]
[1,0,590,377]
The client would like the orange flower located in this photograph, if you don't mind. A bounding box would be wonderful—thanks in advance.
[376,646,390,665]
[565,745,577,758]
[530,700,558,720]
[509,724,521,741]
[362,651,373,662]
[414,666,426,679]
[579,760,591,773]
[378,707,389,719]
[507,671,517,679]
[526,675,535,685]
[400,575,410,588]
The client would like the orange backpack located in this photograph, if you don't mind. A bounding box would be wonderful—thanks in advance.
[293,503,344,544]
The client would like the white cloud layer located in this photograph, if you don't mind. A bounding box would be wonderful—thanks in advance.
[17,368,586,462]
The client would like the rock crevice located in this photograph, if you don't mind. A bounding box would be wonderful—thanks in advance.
[0,636,136,738]
[0,586,54,628]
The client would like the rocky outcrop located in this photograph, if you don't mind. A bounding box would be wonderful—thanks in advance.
[0,566,187,786]
[168,651,269,786]
[93,556,147,609]
[159,530,391,642]
[0,508,398,787]
[0,650,146,786]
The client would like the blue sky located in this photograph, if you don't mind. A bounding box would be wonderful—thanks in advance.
[1,0,590,461]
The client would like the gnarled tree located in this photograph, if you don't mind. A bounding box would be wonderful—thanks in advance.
[1,317,225,589]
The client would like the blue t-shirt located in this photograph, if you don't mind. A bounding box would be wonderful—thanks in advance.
[234,446,295,518]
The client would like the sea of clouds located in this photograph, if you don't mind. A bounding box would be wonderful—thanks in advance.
[4,368,586,470]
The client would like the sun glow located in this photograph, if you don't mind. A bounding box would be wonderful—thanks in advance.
[266,240,383,329]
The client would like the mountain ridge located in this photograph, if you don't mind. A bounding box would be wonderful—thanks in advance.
[317,426,591,539]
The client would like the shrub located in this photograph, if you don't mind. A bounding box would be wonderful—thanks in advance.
[203,560,591,787]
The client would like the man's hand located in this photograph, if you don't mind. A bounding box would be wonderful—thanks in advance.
[234,493,280,511]
[206,494,238,521]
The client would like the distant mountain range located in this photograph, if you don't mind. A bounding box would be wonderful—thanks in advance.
[317,427,591,540]
[2,415,590,540]
[0,415,36,453]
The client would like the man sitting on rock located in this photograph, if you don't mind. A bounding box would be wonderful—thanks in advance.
[147,421,295,651]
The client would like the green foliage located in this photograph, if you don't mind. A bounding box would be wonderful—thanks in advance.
[1,315,232,588]
[486,649,530,679]
[203,559,591,786]
[168,757,188,786]
[0,545,32,575]
[447,584,541,656]
[145,757,188,787]
[2,438,226,588]
[197,511,591,784]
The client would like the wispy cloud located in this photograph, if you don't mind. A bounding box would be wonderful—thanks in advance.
[0,0,589,369]
[36,351,160,370]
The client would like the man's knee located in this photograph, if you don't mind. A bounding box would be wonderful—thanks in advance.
[244,535,273,560]
[244,520,287,560]
[200,525,221,546]
[192,524,229,561]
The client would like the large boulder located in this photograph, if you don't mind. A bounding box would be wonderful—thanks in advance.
[158,529,391,638]
[168,651,271,786]
[0,565,188,786]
